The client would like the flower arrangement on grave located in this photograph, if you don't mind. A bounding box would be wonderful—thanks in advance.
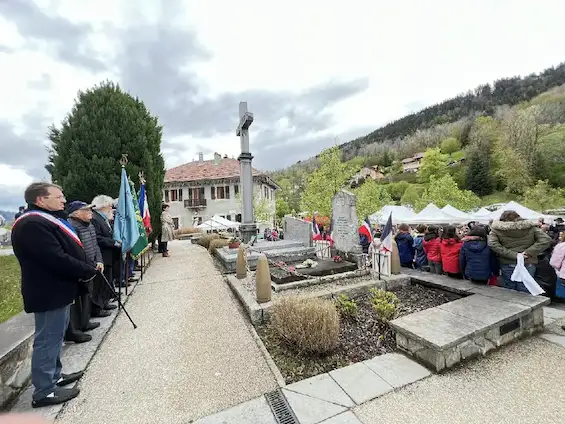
[333,255,342,263]
[296,258,317,269]
[228,236,242,249]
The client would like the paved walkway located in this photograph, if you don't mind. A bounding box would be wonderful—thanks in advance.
[55,241,277,424]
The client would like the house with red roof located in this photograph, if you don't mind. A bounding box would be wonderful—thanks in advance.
[163,152,278,228]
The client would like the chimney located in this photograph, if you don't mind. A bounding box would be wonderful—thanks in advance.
[198,152,204,162]
[214,152,221,165]
[224,153,228,159]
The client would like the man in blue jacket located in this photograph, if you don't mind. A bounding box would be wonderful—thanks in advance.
[11,183,97,408]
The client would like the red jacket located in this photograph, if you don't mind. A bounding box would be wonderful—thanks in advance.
[440,238,463,274]
[423,236,441,263]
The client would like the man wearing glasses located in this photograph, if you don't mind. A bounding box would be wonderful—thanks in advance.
[11,183,97,408]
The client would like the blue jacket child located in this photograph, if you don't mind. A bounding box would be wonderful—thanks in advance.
[412,225,428,268]
[395,224,415,267]
[459,226,499,282]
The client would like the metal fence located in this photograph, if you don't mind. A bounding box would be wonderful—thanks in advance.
[371,249,392,278]
[313,240,332,259]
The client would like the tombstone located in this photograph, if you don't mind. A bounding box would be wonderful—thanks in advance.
[331,190,362,256]
[283,216,313,247]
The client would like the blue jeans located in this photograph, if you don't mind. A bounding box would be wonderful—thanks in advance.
[121,256,135,282]
[500,264,536,293]
[32,305,70,400]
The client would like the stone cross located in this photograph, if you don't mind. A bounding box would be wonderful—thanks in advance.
[236,101,256,243]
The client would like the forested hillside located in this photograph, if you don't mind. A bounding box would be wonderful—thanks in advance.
[271,62,565,220]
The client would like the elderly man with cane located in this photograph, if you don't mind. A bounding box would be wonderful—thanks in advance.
[11,183,97,407]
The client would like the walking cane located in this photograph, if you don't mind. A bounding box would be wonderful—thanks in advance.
[98,270,138,329]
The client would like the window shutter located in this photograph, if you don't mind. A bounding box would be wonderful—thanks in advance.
[164,190,170,202]
[211,186,216,200]
[226,186,230,199]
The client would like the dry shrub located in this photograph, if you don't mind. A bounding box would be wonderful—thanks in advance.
[209,238,230,254]
[270,296,340,355]
[197,234,219,249]
[176,227,200,235]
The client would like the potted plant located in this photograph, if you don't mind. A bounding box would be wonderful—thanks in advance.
[228,236,241,249]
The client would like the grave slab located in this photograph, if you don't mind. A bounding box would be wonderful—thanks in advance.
[389,307,484,349]
[469,285,551,308]
[401,269,475,294]
[194,395,277,424]
[285,373,355,407]
[539,333,565,349]
[271,259,357,284]
[328,363,393,405]
[320,411,363,424]
[283,389,347,424]
[362,353,431,388]
[437,294,530,327]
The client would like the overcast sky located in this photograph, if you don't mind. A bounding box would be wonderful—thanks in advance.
[1,0,564,210]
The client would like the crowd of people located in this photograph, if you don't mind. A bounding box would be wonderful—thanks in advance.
[381,211,565,312]
[11,183,143,408]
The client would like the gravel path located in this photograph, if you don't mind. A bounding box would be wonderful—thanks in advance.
[355,337,565,424]
[56,241,277,424]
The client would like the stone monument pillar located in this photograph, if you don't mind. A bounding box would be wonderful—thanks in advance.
[236,101,256,243]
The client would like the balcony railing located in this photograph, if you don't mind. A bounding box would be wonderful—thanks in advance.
[184,198,207,208]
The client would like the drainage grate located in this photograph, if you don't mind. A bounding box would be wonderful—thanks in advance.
[265,389,299,424]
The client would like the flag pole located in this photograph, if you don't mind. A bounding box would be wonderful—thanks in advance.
[118,154,128,306]
[139,171,146,283]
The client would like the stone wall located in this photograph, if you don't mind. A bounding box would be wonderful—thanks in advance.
[1,313,34,410]
[284,217,313,247]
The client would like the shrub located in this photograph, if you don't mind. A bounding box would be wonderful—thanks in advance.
[209,238,230,254]
[335,294,358,318]
[270,296,340,355]
[196,234,219,249]
[369,288,399,321]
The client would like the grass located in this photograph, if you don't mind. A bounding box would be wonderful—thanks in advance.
[0,255,23,323]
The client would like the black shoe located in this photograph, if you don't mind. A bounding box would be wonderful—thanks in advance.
[83,321,100,332]
[56,371,84,387]
[128,276,139,282]
[104,303,118,310]
[32,387,80,408]
[92,309,112,318]
[65,332,92,343]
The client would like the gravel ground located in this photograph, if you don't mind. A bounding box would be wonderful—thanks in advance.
[355,337,565,424]
[56,241,277,424]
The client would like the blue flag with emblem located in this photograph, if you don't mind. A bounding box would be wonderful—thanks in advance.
[113,168,141,254]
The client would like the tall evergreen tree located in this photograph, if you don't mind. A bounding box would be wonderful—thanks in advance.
[46,81,165,238]
[465,147,494,196]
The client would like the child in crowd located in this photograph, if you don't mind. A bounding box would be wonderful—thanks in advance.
[423,225,442,274]
[395,223,415,268]
[440,225,463,278]
[550,232,565,314]
[412,225,428,269]
[459,225,499,284]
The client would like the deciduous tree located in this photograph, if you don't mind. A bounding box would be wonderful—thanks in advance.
[418,148,448,183]
[440,137,461,156]
[416,174,480,211]
[522,180,565,211]
[354,180,393,222]
[46,81,165,237]
[301,146,354,216]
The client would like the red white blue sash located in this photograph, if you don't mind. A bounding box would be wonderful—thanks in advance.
[13,211,83,248]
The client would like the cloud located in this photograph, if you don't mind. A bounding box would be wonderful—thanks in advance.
[0,0,107,73]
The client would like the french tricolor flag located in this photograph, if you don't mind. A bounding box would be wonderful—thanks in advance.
[139,183,152,235]
[359,216,373,243]
[380,214,393,252]
[312,214,322,241]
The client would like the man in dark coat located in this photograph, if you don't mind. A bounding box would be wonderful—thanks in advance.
[67,201,112,343]
[11,182,97,408]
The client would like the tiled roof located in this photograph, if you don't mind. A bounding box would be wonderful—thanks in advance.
[165,158,264,183]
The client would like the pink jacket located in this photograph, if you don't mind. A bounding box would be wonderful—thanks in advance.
[550,242,565,279]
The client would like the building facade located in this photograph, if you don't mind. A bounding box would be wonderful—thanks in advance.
[163,153,278,229]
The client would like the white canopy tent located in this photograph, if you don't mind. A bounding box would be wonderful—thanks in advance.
[197,215,240,231]
[441,205,473,221]
[369,205,416,225]
[405,203,465,225]
[487,201,543,221]
[472,207,491,217]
